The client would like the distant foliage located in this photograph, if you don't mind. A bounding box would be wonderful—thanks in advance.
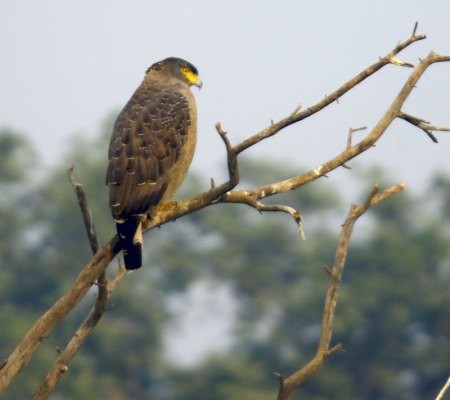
[0,128,449,399]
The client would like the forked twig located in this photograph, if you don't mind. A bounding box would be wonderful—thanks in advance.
[398,112,450,143]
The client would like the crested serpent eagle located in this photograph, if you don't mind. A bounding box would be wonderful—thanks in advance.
[106,57,202,270]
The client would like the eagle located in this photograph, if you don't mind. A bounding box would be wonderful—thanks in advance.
[106,57,202,270]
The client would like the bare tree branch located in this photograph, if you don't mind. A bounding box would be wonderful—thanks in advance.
[67,166,100,254]
[398,111,450,143]
[32,169,126,399]
[412,21,419,37]
[0,239,116,393]
[221,51,450,212]
[346,126,367,150]
[276,183,407,400]
[233,30,426,155]
[220,188,305,238]
[435,376,450,400]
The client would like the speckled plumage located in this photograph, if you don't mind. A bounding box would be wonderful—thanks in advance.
[106,57,200,269]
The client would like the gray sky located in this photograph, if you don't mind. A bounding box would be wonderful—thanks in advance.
[1,1,450,194]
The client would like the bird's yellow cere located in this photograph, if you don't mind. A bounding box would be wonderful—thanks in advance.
[181,67,202,88]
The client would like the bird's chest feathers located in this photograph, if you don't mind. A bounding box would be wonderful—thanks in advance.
[139,88,197,200]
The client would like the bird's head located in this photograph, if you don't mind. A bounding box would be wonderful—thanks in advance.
[146,57,202,89]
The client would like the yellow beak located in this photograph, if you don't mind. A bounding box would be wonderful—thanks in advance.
[193,78,202,89]
[183,68,202,89]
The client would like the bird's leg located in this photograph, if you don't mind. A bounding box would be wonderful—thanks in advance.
[144,201,180,223]
[154,201,178,214]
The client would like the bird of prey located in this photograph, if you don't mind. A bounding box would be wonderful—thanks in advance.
[106,57,202,270]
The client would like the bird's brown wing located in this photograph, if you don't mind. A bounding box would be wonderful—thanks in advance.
[106,88,193,221]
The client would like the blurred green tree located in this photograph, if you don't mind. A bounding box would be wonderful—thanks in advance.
[0,125,449,399]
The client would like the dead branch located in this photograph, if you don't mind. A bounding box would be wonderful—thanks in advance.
[346,126,367,150]
[0,239,116,393]
[398,111,450,143]
[67,166,100,254]
[276,183,407,400]
[221,51,450,214]
[32,169,126,399]
[435,376,450,400]
[233,30,426,155]
[0,27,449,395]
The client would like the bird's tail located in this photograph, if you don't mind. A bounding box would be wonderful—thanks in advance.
[116,217,143,270]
